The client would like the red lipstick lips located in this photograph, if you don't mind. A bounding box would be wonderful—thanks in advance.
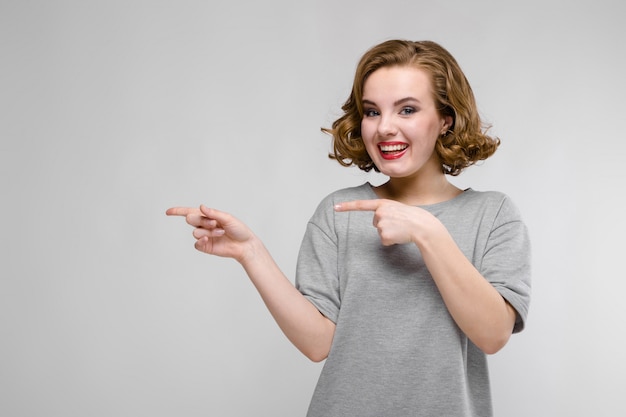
[378,142,408,160]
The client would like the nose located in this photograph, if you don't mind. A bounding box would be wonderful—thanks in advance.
[377,114,397,137]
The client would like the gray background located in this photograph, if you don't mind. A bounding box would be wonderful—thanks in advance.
[2,0,625,416]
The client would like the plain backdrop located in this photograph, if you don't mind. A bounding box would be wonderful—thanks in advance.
[2,0,625,416]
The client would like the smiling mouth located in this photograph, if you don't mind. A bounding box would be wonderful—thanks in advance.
[378,143,408,159]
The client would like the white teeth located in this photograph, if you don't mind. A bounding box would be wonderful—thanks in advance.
[380,144,408,152]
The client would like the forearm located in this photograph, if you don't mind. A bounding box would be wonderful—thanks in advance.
[416,228,516,354]
[239,236,335,362]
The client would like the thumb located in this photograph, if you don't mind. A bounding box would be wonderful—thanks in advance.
[199,205,237,227]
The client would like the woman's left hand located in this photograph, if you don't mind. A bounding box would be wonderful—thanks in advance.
[334,199,439,246]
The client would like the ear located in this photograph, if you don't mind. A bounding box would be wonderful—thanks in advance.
[441,115,453,134]
[443,115,453,131]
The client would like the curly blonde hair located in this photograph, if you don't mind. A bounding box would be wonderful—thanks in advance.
[324,39,500,176]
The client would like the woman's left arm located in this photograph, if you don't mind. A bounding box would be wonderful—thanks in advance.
[414,223,516,354]
[335,199,517,354]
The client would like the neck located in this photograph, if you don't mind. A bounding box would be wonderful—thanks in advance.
[374,173,462,206]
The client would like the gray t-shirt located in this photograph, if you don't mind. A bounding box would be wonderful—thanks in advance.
[295,183,531,417]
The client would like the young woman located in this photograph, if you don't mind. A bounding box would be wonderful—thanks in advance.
[167,39,531,417]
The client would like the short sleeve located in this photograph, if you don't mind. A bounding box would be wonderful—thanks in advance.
[295,198,341,324]
[482,197,532,333]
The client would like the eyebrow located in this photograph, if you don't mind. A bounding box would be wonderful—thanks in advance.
[362,97,421,106]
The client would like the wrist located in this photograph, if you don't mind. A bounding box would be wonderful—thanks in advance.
[411,213,445,249]
[238,234,265,266]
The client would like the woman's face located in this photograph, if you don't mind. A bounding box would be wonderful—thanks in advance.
[360,65,451,180]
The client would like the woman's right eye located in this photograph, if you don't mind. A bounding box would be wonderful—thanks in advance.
[364,109,379,117]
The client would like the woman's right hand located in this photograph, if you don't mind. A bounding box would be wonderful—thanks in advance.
[167,204,335,361]
[166,205,255,263]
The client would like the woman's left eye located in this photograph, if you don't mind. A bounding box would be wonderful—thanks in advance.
[400,107,416,115]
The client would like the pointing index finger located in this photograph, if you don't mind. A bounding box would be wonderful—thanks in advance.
[334,199,381,212]
[165,207,199,216]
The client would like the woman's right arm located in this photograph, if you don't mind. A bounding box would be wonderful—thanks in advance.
[166,205,335,362]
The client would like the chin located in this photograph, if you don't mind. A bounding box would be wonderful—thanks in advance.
[377,162,415,177]
[379,169,413,179]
